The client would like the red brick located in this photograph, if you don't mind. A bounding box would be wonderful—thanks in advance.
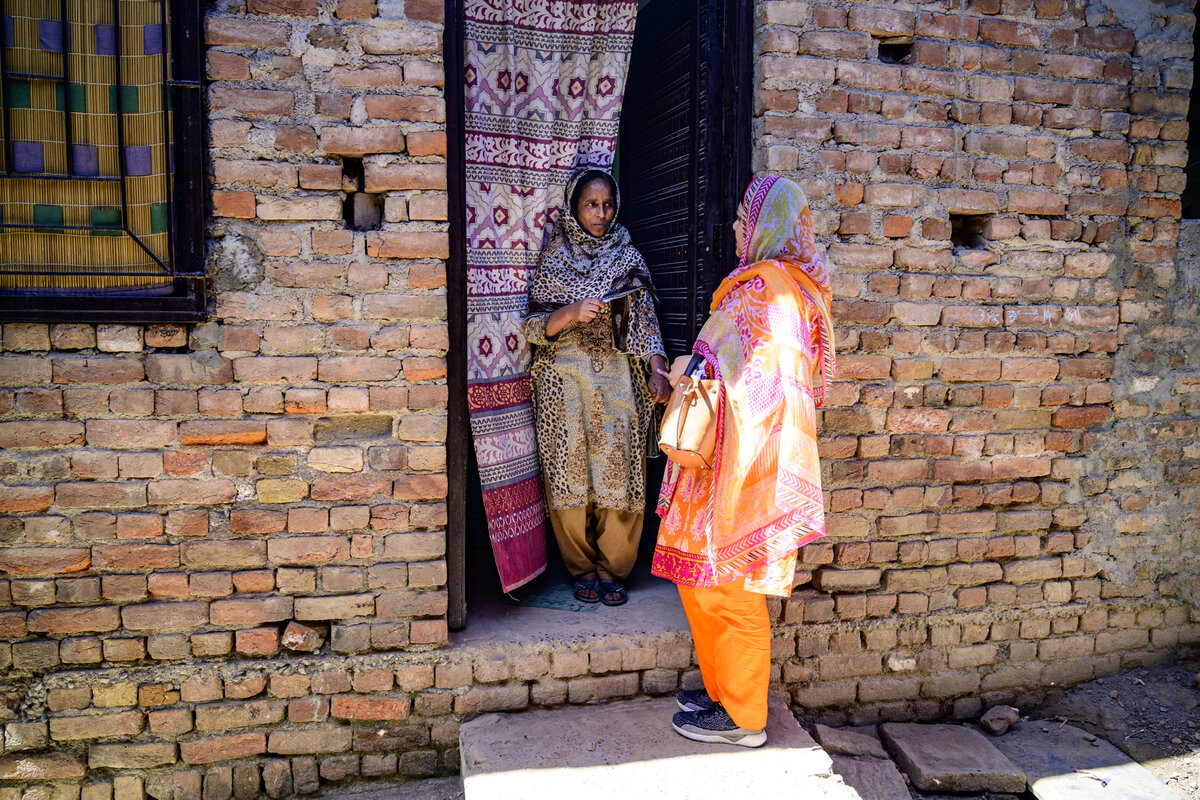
[798,31,869,58]
[167,509,210,538]
[28,606,120,635]
[122,602,208,631]
[213,191,256,218]
[210,87,294,115]
[309,476,391,501]
[56,482,146,509]
[85,420,177,450]
[330,695,409,721]
[321,127,405,156]
[318,357,402,382]
[979,19,1039,47]
[364,165,447,193]
[179,420,268,445]
[53,358,144,384]
[92,544,180,571]
[180,733,267,765]
[834,354,891,380]
[49,709,143,740]
[939,359,1003,382]
[0,486,55,513]
[407,132,447,157]
[1053,406,1109,428]
[148,480,236,506]
[1078,27,1135,52]
[211,597,293,626]
[886,408,951,433]
[267,726,352,754]
[0,421,84,448]
[329,64,405,88]
[364,95,446,122]
[205,18,290,47]
[938,189,1000,215]
[268,536,350,565]
[1008,191,1066,216]
[0,753,86,779]
[941,306,1003,328]
[0,355,52,384]
[232,357,318,383]
[295,594,374,620]
[236,627,281,656]
[182,541,267,569]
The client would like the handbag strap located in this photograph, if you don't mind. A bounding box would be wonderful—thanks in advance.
[685,353,705,379]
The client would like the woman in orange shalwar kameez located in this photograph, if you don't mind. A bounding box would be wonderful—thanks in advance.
[652,175,836,747]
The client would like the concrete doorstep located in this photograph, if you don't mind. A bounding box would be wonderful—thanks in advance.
[458,695,861,800]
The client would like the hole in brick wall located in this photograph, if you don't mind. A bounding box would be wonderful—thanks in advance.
[341,156,364,188]
[950,214,991,250]
[339,157,383,232]
[347,193,383,231]
[877,40,913,65]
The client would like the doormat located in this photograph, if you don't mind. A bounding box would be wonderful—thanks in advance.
[503,577,600,613]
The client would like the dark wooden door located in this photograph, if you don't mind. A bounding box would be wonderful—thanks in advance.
[617,0,752,356]
[616,0,751,547]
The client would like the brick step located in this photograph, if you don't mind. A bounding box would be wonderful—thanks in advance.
[458,695,862,800]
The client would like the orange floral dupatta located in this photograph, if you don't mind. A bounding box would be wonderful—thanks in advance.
[652,176,835,596]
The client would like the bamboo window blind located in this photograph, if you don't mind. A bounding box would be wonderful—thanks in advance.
[0,0,177,295]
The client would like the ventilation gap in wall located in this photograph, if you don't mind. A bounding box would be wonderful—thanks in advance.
[877,39,913,65]
[950,214,991,250]
[339,157,382,232]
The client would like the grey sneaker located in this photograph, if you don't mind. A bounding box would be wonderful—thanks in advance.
[671,705,767,748]
[676,689,718,713]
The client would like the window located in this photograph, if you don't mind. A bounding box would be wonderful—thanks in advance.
[0,0,204,322]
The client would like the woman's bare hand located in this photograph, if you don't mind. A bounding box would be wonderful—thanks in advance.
[545,297,604,338]
[569,298,604,323]
[648,373,672,403]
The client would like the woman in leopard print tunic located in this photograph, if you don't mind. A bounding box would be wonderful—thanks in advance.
[522,169,670,606]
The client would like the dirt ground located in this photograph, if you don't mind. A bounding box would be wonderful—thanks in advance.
[1027,654,1200,799]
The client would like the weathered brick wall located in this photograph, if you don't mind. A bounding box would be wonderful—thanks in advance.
[0,0,458,792]
[1,0,1199,797]
[757,0,1200,721]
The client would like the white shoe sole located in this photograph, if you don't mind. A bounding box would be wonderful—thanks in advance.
[676,698,712,712]
[671,720,767,748]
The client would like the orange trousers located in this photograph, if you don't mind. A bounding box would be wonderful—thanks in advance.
[677,578,770,731]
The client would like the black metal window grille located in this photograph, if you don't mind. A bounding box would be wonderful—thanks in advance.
[0,0,205,322]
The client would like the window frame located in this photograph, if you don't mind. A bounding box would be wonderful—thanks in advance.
[0,0,206,323]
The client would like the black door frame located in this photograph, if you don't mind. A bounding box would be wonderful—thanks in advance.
[442,0,752,631]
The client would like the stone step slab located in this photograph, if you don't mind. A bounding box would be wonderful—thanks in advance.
[812,723,891,759]
[829,755,912,800]
[992,720,1182,800]
[879,722,1026,793]
[460,695,862,800]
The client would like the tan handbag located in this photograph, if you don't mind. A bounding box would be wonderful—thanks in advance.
[658,354,721,469]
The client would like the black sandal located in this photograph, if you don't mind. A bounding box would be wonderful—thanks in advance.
[599,580,627,607]
[573,576,601,603]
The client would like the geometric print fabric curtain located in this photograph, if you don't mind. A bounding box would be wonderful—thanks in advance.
[463,0,637,591]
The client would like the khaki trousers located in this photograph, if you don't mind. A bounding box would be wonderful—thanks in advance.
[678,578,770,731]
[548,505,643,582]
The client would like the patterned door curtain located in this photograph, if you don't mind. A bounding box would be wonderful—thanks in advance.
[464,0,638,592]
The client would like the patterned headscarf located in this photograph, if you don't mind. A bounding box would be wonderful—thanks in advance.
[528,169,655,313]
[714,175,836,404]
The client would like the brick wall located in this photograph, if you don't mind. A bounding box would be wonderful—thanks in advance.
[0,0,459,792]
[757,0,1200,721]
[1,0,1199,797]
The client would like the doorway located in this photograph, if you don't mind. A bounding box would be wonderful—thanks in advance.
[447,0,753,630]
